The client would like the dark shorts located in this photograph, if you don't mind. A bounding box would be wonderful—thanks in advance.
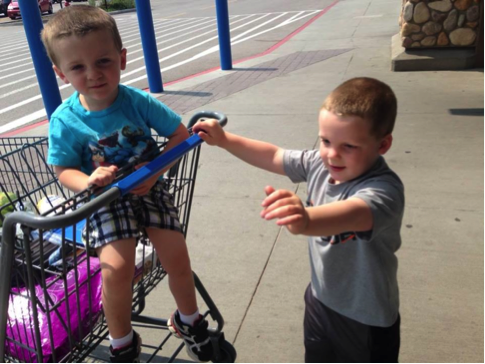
[83,182,182,249]
[304,284,400,363]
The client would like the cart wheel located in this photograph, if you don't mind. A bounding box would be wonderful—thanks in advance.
[212,339,236,363]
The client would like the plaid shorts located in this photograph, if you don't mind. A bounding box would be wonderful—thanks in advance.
[83,181,182,249]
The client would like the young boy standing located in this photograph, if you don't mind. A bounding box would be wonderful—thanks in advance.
[41,6,212,362]
[193,77,404,362]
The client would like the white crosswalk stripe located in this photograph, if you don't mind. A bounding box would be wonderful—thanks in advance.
[0,10,322,134]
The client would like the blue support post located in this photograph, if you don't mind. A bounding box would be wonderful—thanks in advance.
[215,0,232,70]
[135,0,163,92]
[18,0,62,119]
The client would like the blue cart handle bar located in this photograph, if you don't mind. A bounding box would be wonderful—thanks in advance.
[113,110,226,196]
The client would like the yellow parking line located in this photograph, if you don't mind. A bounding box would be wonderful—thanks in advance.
[165,12,186,18]
[199,5,215,10]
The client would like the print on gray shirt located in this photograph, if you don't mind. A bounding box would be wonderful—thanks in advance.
[284,149,404,327]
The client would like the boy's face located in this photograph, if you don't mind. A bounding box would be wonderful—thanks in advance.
[52,29,126,111]
[318,109,392,184]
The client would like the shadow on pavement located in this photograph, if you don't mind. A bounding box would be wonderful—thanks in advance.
[448,108,484,116]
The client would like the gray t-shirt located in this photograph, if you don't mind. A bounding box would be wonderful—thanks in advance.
[284,149,404,327]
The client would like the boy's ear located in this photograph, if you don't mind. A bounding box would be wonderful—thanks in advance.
[120,48,127,71]
[53,65,70,84]
[378,134,393,155]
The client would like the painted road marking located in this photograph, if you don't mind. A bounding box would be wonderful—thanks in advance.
[0,9,328,134]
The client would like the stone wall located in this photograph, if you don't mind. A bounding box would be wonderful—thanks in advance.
[399,0,480,48]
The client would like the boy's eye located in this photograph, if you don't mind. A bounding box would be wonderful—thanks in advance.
[344,144,357,149]
[98,58,111,65]
[321,139,330,145]
[71,65,83,71]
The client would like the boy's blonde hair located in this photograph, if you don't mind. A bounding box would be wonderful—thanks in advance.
[322,77,397,138]
[41,5,122,67]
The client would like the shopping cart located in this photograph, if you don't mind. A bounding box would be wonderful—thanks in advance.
[0,111,236,363]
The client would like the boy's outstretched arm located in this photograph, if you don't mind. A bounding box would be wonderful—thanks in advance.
[261,186,373,237]
[193,119,286,176]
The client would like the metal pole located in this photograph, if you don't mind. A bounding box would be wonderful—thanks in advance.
[215,0,232,70]
[135,0,163,92]
[18,0,62,119]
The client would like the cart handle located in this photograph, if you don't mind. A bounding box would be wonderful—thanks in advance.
[187,110,227,129]
[112,111,226,196]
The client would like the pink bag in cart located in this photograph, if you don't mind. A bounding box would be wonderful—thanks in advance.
[5,256,102,362]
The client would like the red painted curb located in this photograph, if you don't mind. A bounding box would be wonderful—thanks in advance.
[1,120,49,138]
[1,1,338,138]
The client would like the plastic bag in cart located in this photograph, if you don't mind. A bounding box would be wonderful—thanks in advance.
[5,256,103,362]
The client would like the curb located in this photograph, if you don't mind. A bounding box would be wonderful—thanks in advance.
[105,7,136,15]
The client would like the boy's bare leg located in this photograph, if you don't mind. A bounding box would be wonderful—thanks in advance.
[96,238,137,338]
[146,228,197,315]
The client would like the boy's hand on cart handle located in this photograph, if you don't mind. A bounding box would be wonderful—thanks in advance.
[88,165,119,187]
[129,162,161,196]
[193,119,227,147]
[261,185,309,235]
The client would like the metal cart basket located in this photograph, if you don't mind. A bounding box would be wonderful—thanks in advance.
[0,111,236,363]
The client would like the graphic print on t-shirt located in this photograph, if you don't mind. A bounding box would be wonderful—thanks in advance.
[321,233,357,245]
[88,125,157,169]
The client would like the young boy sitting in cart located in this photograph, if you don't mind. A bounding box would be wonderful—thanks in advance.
[42,5,212,363]
[193,77,404,362]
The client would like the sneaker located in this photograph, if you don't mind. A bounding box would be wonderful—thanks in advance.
[109,331,142,363]
[168,311,213,362]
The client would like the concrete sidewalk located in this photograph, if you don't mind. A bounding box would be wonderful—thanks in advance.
[15,0,484,362]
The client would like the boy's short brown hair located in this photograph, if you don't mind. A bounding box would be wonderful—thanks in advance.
[41,5,122,67]
[322,77,397,138]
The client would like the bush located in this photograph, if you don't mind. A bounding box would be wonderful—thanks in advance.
[98,0,135,11]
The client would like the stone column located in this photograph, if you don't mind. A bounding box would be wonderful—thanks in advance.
[399,0,480,48]
[477,3,485,68]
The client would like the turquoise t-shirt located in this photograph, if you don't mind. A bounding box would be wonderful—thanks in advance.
[47,85,181,175]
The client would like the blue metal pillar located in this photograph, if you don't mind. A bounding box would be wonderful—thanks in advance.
[18,0,62,119]
[135,0,163,92]
[215,0,232,70]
